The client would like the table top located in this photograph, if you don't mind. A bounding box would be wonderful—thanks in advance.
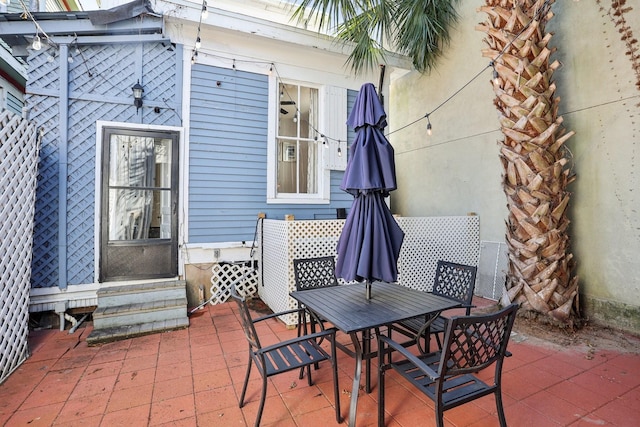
[290,281,461,334]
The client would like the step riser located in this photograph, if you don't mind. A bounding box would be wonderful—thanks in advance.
[88,280,189,345]
[93,306,187,329]
[98,288,184,306]
[86,318,190,346]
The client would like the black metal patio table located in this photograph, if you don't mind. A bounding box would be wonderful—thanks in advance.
[290,281,461,426]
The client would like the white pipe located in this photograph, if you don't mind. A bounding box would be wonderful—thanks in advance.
[69,313,90,334]
[64,313,78,329]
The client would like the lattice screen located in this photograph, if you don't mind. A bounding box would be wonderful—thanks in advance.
[395,216,480,292]
[0,110,40,384]
[209,262,259,305]
[258,219,347,325]
[256,216,480,326]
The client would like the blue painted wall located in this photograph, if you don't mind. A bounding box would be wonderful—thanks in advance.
[188,64,356,244]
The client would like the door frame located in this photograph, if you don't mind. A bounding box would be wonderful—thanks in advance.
[95,121,184,283]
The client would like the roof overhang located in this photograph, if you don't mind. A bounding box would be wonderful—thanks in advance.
[0,9,164,54]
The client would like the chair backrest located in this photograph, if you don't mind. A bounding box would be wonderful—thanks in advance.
[293,256,339,291]
[439,303,519,377]
[432,261,477,313]
[230,286,262,352]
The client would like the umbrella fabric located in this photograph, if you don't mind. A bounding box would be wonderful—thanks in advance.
[336,83,404,284]
[336,192,404,283]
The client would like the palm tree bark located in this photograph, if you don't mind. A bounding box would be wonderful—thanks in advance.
[477,0,578,325]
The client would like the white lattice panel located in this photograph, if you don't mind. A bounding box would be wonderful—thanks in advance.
[395,216,480,292]
[259,216,480,326]
[209,262,259,305]
[1,110,39,384]
[259,219,346,326]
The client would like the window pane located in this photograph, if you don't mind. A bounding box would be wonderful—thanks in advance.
[279,83,297,138]
[299,140,317,194]
[298,86,318,139]
[108,189,170,240]
[109,136,172,188]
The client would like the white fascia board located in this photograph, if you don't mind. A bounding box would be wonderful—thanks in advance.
[159,0,412,71]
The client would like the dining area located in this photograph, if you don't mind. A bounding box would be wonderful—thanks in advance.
[3,288,638,427]
[230,255,518,427]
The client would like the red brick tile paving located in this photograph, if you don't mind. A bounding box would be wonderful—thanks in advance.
[1,300,638,426]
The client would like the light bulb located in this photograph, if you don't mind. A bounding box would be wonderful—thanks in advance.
[68,56,74,63]
[201,5,209,19]
[32,35,42,51]
[195,36,201,49]
[293,113,298,123]
[337,146,342,157]
[427,122,432,136]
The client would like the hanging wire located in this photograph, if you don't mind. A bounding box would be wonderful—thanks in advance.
[388,0,554,138]
[18,0,58,49]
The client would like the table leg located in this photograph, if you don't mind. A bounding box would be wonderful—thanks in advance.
[348,332,362,427]
[363,329,371,393]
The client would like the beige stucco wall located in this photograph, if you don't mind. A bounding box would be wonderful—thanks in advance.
[389,0,640,332]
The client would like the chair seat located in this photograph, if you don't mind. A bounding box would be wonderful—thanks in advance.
[397,315,447,335]
[391,352,495,407]
[261,338,331,377]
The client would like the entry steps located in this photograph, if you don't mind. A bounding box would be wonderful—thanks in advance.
[86,280,189,345]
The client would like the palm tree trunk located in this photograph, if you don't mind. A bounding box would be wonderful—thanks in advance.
[477,0,578,325]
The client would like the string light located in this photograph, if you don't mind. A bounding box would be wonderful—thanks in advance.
[201,1,209,19]
[426,114,432,136]
[191,50,198,64]
[490,61,500,85]
[195,36,202,49]
[32,34,42,50]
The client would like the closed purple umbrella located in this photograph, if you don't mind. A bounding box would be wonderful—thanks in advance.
[336,83,404,299]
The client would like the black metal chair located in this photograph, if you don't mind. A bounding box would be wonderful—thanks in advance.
[378,303,519,427]
[293,256,339,337]
[230,285,341,426]
[392,260,477,353]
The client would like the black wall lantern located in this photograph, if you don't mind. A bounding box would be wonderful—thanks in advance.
[132,80,144,112]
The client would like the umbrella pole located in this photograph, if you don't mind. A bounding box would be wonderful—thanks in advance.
[366,280,371,300]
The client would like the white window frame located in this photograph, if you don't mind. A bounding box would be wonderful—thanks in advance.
[267,74,347,204]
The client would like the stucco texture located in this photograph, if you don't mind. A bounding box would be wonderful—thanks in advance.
[389,0,640,332]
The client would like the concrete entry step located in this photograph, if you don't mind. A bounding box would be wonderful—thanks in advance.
[86,317,189,345]
[87,279,189,345]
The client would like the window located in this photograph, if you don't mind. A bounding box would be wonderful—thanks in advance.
[267,79,347,204]
[277,82,319,195]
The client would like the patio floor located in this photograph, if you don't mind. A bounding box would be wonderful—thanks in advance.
[1,298,639,427]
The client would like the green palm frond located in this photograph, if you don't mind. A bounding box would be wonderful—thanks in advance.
[290,0,461,74]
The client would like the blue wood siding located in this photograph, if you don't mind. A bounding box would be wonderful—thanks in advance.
[6,91,22,115]
[188,65,356,243]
